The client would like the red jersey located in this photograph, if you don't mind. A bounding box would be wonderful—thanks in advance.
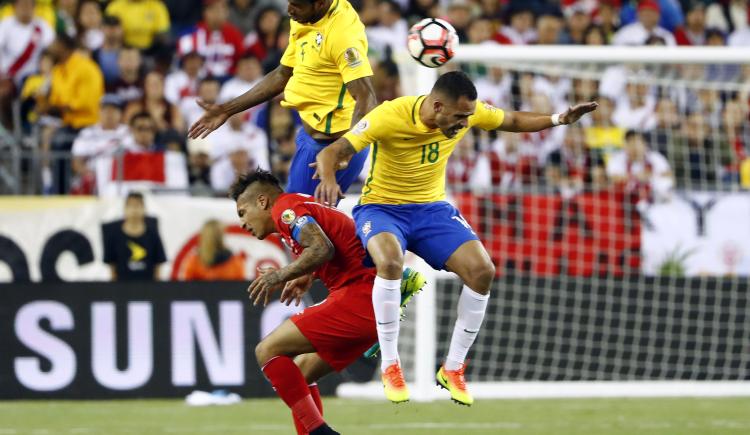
[271,193,375,292]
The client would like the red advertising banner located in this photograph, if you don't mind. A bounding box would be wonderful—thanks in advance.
[455,190,641,276]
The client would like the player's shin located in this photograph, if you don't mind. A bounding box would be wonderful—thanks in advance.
[372,276,402,371]
[262,356,325,432]
[445,285,490,370]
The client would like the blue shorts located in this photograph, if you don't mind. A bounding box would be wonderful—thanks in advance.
[352,201,479,271]
[286,128,370,196]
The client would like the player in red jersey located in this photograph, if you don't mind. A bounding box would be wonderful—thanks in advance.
[229,169,382,435]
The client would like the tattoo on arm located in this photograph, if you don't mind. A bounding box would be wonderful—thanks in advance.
[276,223,334,283]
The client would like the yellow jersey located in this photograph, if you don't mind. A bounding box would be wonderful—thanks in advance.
[344,95,505,204]
[280,0,373,135]
[105,0,170,50]
[50,52,104,129]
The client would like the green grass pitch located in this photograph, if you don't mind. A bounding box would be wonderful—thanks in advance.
[1,397,749,434]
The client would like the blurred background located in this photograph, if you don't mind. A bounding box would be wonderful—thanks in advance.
[0,1,749,430]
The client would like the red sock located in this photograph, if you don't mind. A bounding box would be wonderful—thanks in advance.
[309,383,323,416]
[292,383,324,434]
[262,356,324,432]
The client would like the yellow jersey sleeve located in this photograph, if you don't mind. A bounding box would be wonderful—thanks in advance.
[280,26,296,68]
[342,103,391,152]
[470,100,505,130]
[328,21,373,84]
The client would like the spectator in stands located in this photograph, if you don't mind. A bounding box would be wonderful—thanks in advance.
[124,71,184,144]
[478,0,502,22]
[487,131,532,189]
[44,32,104,157]
[56,0,78,38]
[582,24,608,45]
[182,219,245,280]
[76,0,104,51]
[674,2,707,45]
[270,128,295,185]
[219,53,263,121]
[0,0,55,130]
[107,47,143,104]
[535,10,564,44]
[210,113,270,192]
[186,136,213,195]
[163,0,203,35]
[70,94,130,195]
[367,0,408,57]
[619,0,684,33]
[124,111,163,152]
[445,0,474,43]
[102,192,167,281]
[372,56,401,103]
[19,48,53,129]
[405,0,440,24]
[561,2,591,45]
[467,17,495,45]
[705,0,749,34]
[722,98,750,183]
[165,51,205,107]
[606,130,674,203]
[584,96,624,156]
[92,15,123,85]
[728,23,750,46]
[181,76,221,127]
[612,73,657,131]
[446,132,491,190]
[243,5,283,64]
[593,0,620,41]
[105,0,170,51]
[228,0,265,35]
[179,0,244,79]
[648,97,680,157]
[546,124,605,198]
[613,0,676,46]
[673,111,730,187]
[495,2,537,45]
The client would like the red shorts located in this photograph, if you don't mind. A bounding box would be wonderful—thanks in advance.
[290,282,376,372]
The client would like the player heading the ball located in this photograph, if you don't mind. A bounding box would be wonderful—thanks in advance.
[314,71,597,405]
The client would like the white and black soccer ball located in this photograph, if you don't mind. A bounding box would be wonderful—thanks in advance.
[407,18,459,68]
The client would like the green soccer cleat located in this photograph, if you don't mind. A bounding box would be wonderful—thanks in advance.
[364,267,427,358]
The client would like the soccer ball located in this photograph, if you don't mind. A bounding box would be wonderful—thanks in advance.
[407,18,459,68]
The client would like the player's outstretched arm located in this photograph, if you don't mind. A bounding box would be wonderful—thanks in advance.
[346,77,378,128]
[312,138,357,205]
[248,223,334,306]
[187,64,294,139]
[498,101,598,133]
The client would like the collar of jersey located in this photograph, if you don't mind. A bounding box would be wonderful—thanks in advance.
[304,0,340,29]
[411,95,434,133]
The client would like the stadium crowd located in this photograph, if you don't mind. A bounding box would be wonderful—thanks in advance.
[1,0,749,198]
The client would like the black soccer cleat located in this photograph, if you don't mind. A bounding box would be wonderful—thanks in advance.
[310,423,341,435]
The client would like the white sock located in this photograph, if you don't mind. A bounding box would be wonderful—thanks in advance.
[372,276,402,372]
[445,285,490,371]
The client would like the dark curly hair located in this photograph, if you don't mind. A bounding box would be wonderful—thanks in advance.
[228,169,282,201]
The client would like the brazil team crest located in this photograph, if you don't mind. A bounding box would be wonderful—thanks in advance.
[281,209,296,225]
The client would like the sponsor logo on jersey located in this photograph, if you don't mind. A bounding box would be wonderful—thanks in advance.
[344,47,363,68]
[281,209,296,225]
[315,32,323,48]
